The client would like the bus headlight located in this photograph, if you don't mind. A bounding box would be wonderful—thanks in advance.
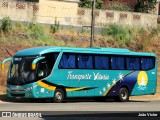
[25,85,37,91]
[6,87,11,91]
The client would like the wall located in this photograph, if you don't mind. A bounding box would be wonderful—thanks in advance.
[77,8,158,28]
[36,0,78,24]
[0,0,158,28]
[0,0,79,24]
[0,0,36,22]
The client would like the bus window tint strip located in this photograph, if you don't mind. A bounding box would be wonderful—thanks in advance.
[59,54,76,69]
[78,55,93,69]
[111,56,125,70]
[58,53,155,71]
[141,57,155,70]
[95,56,109,69]
[126,57,140,70]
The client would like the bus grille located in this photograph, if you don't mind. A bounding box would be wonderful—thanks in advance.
[10,93,25,97]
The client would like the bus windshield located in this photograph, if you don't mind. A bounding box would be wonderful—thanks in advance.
[8,57,36,85]
[8,52,59,85]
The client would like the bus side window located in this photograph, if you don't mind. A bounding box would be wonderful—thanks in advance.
[44,53,59,74]
[111,56,124,70]
[126,57,140,70]
[37,61,48,77]
[59,54,76,69]
[95,56,109,69]
[141,57,155,70]
[78,55,93,69]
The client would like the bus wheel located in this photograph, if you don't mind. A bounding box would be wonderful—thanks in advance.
[54,89,65,103]
[117,88,129,102]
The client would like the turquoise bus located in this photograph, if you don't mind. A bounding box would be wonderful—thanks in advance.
[1,46,157,102]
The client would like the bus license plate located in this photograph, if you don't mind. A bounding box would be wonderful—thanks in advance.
[16,97,21,99]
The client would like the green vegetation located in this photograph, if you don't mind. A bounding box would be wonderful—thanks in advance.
[79,0,104,9]
[106,2,132,12]
[0,19,67,47]
[0,17,160,54]
[0,17,13,32]
[101,24,132,45]
[79,0,131,11]
[79,0,157,13]
[50,18,60,34]
[134,0,157,13]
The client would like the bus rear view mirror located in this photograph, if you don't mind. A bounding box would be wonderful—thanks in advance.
[1,58,13,70]
[32,64,36,70]
[1,63,4,70]
[32,57,45,70]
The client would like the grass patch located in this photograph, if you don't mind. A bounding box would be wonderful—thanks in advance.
[101,24,132,45]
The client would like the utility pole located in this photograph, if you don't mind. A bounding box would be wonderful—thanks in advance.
[90,0,96,48]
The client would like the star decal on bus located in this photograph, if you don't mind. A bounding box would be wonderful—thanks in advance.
[118,73,124,81]
[112,78,116,85]
[107,83,111,88]
[103,87,106,92]
[99,90,102,95]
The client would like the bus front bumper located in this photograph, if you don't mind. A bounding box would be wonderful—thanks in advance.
[6,84,54,99]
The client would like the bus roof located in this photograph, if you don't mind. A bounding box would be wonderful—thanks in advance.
[14,46,156,57]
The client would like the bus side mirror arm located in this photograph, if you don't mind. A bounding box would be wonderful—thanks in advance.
[32,57,45,70]
[1,58,13,70]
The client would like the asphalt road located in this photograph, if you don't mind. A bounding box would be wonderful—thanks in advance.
[0,99,160,119]
[0,99,160,111]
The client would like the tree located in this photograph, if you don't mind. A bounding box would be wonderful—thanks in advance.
[79,0,104,9]
[134,0,157,13]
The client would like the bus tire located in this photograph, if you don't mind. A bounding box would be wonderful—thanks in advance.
[117,88,129,102]
[54,89,65,103]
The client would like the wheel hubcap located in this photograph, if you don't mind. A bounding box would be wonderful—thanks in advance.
[121,91,127,100]
[55,92,62,101]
